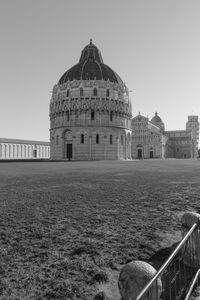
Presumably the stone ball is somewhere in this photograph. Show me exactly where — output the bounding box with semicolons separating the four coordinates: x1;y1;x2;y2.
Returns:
181;212;200;231
118;260;162;300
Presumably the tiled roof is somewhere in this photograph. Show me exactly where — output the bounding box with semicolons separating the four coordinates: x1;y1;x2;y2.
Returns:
0;138;50;145
58;41;124;86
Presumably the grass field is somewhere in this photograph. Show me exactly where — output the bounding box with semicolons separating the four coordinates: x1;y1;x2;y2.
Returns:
0;159;200;299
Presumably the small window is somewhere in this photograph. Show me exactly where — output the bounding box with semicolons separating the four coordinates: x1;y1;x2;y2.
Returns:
67;90;69;97
80;88;83;96
110;135;113;144
93;88;97;96
56;135;59;145
121;135;123;145
106;89;110;97
91;110;95;120
177;148;179;153
110;111;113;121
66;111;69;121
81;134;84;144
96;134;99;144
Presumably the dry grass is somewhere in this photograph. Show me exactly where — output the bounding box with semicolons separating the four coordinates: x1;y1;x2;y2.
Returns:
0;159;200;299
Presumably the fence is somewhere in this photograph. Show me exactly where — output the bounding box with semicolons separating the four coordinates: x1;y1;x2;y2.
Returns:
184;268;200;300
136;223;200;300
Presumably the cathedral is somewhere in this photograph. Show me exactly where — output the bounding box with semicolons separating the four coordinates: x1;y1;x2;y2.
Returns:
132;113;199;159
49;41;199;160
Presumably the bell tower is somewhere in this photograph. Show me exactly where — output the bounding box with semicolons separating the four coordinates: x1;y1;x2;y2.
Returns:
186;115;199;158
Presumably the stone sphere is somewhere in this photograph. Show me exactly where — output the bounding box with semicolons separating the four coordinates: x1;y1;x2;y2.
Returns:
118;260;162;300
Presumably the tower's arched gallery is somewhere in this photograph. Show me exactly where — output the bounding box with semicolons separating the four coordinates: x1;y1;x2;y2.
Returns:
49;41;199;160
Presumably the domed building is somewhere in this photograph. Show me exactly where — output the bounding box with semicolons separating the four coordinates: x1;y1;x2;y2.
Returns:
131;112;199;159
150;112;165;131
49;40;132;160
131;112;167;159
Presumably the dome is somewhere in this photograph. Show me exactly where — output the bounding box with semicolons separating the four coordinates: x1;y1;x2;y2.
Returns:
150;112;165;131
150;112;163;124
58;39;123;86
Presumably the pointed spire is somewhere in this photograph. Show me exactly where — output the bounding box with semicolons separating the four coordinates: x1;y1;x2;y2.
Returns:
90;38;92;45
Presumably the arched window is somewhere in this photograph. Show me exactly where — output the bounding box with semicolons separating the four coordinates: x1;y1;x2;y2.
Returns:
81;134;84;144
80;88;83;96
121;136;123;145
67;90;70;97
33;147;37;158
93;88;97;96
106;89;110;97
110;135;113;145
96;134;99;144
56;136;59;145
91;110;95;120
66;111;70;121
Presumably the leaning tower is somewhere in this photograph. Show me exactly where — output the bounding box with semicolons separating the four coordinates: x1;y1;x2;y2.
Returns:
186;115;199;158
49;40;132;160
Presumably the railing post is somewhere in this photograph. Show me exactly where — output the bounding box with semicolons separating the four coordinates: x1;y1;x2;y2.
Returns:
118;260;162;300
181;212;200;268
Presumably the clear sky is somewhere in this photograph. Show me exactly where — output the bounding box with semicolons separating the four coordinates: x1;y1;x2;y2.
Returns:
0;0;200;142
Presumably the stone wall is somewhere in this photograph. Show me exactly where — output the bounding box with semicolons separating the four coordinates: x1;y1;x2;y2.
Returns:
0;139;50;159
50;79;132;160
50;126;132;160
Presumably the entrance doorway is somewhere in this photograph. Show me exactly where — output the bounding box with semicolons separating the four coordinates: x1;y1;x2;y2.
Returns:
150;151;153;158
66;143;73;160
137;149;142;159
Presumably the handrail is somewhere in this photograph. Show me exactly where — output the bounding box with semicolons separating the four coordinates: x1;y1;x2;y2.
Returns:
184;268;200;300
136;223;197;300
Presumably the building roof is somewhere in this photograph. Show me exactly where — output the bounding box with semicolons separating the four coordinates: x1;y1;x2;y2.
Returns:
150;112;163;124
0;138;50;145
58;40;124;86
132;113;148;122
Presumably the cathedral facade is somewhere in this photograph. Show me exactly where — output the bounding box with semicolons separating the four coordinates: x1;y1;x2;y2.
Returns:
132;113;199;159
50;41;199;160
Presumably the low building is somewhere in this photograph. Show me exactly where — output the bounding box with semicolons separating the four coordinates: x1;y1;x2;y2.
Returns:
164;131;192;159
0;138;50;159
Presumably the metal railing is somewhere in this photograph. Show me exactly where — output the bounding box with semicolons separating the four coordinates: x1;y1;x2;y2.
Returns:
136;223;199;300
184;268;200;300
